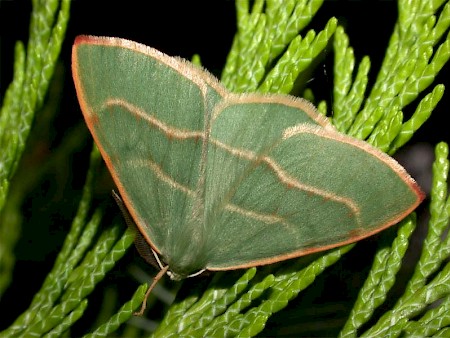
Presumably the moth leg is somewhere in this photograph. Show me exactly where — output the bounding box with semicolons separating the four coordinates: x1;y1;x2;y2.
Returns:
151;248;166;270
134;265;170;316
187;269;207;278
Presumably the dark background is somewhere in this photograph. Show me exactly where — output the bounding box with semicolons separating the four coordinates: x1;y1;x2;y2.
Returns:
0;0;448;336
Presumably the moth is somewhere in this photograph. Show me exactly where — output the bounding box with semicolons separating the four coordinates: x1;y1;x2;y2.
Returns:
72;36;424;314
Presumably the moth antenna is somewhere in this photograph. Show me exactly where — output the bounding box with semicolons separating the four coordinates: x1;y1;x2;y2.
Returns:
112;190;161;268
112;190;135;230
134;265;170;316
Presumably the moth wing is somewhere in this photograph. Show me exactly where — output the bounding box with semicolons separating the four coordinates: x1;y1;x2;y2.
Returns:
203;98;424;270
72;36;224;256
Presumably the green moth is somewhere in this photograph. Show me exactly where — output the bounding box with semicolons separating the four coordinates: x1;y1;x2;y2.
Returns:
72;36;424;311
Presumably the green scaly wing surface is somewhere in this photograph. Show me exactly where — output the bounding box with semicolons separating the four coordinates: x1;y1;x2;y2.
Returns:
72;36;424;279
204;102;423;269
72;36;223;270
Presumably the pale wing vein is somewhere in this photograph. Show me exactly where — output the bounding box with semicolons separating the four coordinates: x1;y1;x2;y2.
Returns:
103;98;204;139
224;204;288;225
129;158;195;197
